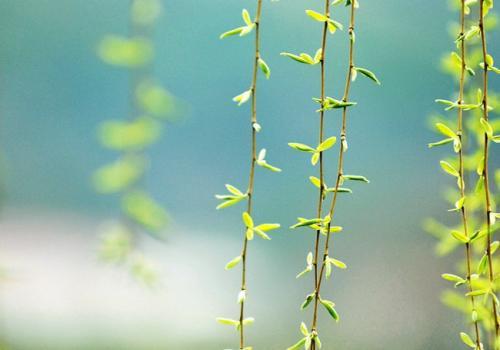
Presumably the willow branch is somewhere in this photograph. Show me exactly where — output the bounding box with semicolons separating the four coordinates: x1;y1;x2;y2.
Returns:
310;1;330;348
313;1;356;336
238;0;263;348
457;0;482;346
479;0;500;343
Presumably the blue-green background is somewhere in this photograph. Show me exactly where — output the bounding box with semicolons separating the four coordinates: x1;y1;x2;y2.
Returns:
0;0;499;349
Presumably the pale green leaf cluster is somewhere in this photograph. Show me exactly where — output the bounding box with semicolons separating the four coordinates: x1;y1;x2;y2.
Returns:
94;0;175;284
426;0;500;347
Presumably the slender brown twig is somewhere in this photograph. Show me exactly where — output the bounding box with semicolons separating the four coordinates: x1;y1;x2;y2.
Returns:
312;3;354;345
479;0;500;344
456;0;482;346
310;1;330;349
238;0;263;348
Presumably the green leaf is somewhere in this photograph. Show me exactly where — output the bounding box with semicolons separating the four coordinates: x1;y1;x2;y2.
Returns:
428;138;454;148
98;35;153;67
301;293;315;310
327;19;343;33
441;273;466;283
225;255;242;270
329;226;343;233
255;223;280;232
288;142;316;153
280;52;316;65
435;123;457;139
220;26;245;39
216;317;240;326
122;191;168;233
305;9;328;22
93;156;145;194
327;187;352;193
317;136;337;152
480;118;493;138
311;152;320;166
440;161;460;177
328;258;347;269
258;58;271;79
465;289;489;297
257;160;282;172
242;212;254;228
242;317;255;325
99;118;161;151
309;176;323;189
320;299;339;321
342;174;370;183
246;228;254;240
226;184;244;196
451;230;469;244
300;322;309;336
354;67;381;85
296;266;312;279
216;197;244;210
315;97;357;110
253;228;270;240
136;81;177;118
287;337;307;350
290;218;323;229
460;332;476;348
233;89;252;106
242;9;252;26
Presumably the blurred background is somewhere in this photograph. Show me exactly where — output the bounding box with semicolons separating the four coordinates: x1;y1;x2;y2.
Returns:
0;0;499;349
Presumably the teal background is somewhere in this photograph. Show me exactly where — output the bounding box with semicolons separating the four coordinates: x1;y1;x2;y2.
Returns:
0;0;499;349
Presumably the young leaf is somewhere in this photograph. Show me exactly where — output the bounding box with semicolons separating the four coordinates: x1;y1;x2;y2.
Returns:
317;136;337;152
354;67;381;85
451;230;469;244
258;58;271;79
233;89;252;106
220;27;245;39
281;52;315;65
242;9;252;26
225;255;242;270
242;212;254;228
435;123;457;139
329;258;347;269
342;174;370;183
301;293;315;310
287;337;307;350
440;161;460;178
320;299;339;321
216;317;240;327
460;332;476;348
288;143;316;153
305;9;328;22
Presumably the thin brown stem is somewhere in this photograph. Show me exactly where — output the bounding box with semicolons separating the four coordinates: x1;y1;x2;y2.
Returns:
457;1;482;346
310;2;330;349
313;1;355;338
238;1;263;348
479;0;500;344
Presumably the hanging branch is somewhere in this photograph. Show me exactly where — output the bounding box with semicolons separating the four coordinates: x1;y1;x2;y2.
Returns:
216;2;281;349
478;0;500;345
93;0;176;285
432;0;483;347
285;1;377;349
313;1;378;349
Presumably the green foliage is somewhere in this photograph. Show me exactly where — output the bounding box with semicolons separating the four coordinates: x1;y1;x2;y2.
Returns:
215;2;281;349
93;0;177;285
426;0;500;347
285;1;377;349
